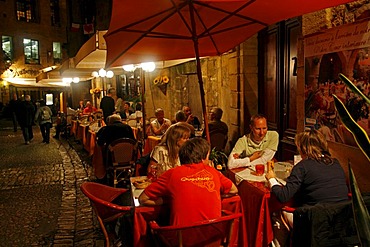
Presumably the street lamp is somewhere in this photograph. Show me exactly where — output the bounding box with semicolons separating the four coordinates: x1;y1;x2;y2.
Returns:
92;68;115;96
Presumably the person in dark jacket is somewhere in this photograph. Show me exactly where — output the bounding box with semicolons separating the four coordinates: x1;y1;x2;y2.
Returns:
17;95;35;144
265;129;348;229
9;93;20;132
100;87;116;123
97;114;135;149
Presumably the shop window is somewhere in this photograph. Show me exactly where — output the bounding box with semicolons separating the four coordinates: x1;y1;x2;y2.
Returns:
2;36;13;61
50;0;60;26
53;42;61;64
23;38;39;64
16;0;37;23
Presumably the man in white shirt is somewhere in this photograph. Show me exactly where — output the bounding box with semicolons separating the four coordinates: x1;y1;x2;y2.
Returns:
149;108;171;136
227;114;279;169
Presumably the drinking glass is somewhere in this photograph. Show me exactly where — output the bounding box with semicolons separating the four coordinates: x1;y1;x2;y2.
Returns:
255;164;265;176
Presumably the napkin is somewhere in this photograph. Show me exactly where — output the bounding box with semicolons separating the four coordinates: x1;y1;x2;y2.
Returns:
235;168;266;185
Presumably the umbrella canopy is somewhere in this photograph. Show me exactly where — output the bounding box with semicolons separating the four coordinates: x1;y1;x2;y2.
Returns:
105;0;355;141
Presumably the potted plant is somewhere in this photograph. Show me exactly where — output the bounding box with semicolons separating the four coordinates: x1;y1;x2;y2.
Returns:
333;73;370;246
209;147;228;172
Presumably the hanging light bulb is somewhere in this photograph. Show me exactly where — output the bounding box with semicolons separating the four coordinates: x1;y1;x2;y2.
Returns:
98;68;107;77
72;77;80;83
106;70;114;78
91;71;99;77
141;62;156;72
122;64;135;72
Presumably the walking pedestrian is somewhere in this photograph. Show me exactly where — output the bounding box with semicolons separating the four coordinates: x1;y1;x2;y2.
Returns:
18;95;35;144
35;100;53;144
9;93;20;132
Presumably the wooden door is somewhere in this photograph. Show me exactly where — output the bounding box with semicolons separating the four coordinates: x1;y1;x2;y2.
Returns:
258;19;300;161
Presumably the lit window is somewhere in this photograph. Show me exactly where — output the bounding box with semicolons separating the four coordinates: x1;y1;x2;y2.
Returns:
2;36;13;61
53;42;62;64
23;38;39;64
16;0;37;22
50;0;60;26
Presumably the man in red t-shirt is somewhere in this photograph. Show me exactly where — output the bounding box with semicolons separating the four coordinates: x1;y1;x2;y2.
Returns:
139;138;238;226
83;101;97;115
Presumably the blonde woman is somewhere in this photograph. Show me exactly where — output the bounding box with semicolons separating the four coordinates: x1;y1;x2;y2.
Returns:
148;124;191;176
265;129;348;229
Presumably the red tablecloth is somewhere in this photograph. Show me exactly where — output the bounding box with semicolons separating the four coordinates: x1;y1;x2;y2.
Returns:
227;168;288;247
132;195;247;247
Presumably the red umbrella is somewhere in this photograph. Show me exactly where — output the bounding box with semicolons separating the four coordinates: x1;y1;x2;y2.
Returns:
104;0;354;142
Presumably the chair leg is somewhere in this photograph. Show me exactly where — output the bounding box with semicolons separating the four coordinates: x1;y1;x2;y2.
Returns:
113;170;117;188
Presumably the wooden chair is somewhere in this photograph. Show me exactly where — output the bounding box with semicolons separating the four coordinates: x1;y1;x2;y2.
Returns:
149;210;242;247
80;182;132;247
106;138;138;187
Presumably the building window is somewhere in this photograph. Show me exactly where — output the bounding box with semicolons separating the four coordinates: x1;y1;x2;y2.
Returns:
2;36;13;61
50;0;60;26
23;38;39;64
16;0;37;22
53;42;62;64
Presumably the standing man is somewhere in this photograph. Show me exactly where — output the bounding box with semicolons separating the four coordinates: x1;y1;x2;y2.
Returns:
227;114;279;169
35;100;53;144
18;95;35;145
183;105;201;129
100;87;116;123
9;93;20;132
139;138;238;225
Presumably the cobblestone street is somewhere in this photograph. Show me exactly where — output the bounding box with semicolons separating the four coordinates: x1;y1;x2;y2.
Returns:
0;118;105;247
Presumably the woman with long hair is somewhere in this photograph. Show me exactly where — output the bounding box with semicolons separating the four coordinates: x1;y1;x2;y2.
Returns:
148;124;191;175
265;129;349;231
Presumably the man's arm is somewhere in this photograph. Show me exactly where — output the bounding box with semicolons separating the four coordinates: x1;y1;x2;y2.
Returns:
150;122;162;135
228;183;238;194
248;149;276;166
138;191;163;206
227;150;266;169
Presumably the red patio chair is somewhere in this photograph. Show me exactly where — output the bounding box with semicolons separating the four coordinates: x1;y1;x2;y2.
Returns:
149;210;242;247
80;182;133;247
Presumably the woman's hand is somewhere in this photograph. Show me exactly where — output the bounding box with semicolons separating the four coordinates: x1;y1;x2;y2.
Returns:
265;169;276;180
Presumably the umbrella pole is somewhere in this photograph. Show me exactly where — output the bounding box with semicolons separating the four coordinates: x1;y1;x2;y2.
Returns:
141;68;147;140
189;2;210;143
195;56;210;143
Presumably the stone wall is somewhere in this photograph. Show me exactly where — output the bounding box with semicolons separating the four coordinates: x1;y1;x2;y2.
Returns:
141;36;258;152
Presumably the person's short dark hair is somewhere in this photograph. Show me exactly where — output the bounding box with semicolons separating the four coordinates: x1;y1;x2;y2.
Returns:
155;108;164;116
108;88;116;94
250;114;267;127
39;99;46;106
175;110;186;122
135;103;142;111
212;107;223;120
124;102;130;107
179;138;210;165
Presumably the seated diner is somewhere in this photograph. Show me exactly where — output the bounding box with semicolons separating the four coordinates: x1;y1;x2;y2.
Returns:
139;137;238;225
228;114;279;169
148;108;171;136
147;124;191;177
265;129;349;237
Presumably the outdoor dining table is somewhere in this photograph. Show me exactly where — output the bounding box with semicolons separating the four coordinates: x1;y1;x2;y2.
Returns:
129;176;247;247
226;162;293;247
70;120;78;137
